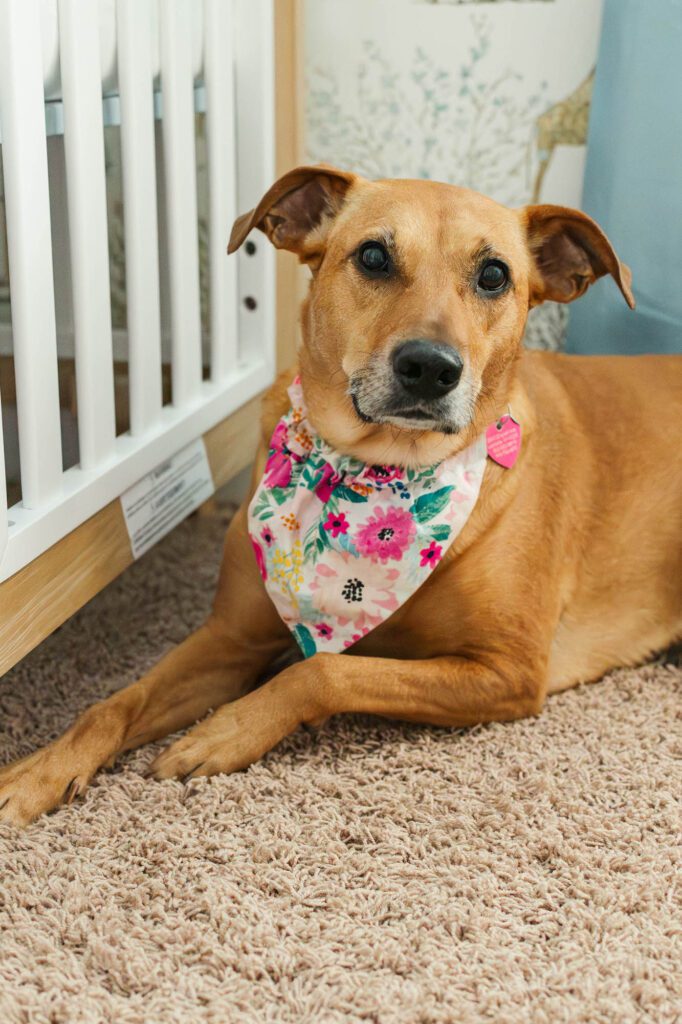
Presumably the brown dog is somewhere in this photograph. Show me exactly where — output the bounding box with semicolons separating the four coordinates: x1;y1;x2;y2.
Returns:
1;167;681;827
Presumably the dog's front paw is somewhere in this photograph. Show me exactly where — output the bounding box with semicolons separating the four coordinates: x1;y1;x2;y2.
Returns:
147;683;302;782
0;747;91;828
147;714;265;781
147;730;224;782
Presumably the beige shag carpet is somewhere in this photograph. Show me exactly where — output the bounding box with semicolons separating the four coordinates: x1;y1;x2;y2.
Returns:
1;504;680;1024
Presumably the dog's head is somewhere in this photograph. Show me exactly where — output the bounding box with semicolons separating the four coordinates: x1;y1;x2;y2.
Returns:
230;166;634;465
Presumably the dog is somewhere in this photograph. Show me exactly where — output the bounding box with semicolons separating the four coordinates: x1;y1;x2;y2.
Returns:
1;166;680;827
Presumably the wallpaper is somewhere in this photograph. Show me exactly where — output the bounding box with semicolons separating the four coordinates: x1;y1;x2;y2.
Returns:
305;0;604;350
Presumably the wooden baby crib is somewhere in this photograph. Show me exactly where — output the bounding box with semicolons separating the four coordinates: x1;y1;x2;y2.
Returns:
0;0;301;675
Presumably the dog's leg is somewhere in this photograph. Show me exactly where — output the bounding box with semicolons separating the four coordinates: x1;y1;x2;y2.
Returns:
149;649;546;781
0;508;291;827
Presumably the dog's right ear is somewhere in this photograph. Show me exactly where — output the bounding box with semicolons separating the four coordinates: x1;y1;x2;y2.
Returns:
228;165;357;258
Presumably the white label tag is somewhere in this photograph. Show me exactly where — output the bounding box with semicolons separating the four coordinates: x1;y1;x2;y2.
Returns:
121;438;214;559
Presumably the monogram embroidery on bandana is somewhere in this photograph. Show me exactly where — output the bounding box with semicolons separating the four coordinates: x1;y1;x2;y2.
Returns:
248;376;489;657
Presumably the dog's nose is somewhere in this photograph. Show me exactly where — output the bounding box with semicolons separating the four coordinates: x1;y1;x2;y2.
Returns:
392;339;463;401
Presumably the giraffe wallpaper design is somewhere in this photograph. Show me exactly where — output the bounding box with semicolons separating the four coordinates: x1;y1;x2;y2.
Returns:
305;0;604;351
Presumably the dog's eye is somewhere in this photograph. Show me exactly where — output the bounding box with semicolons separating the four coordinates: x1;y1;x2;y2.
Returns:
478;259;509;293
358;241;390;276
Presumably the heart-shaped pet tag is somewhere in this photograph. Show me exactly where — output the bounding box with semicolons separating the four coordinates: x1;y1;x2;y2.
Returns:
486;415;521;468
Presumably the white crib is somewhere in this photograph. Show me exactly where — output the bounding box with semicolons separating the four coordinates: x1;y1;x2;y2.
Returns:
0;0;278;669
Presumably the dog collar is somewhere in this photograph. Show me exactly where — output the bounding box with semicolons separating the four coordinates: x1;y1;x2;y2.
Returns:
248;377;516;657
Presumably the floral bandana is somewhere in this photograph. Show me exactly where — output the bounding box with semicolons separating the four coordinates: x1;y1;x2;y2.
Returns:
248;377;489;657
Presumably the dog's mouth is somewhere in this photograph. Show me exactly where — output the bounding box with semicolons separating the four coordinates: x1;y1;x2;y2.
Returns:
350;392;375;424
351;393;459;435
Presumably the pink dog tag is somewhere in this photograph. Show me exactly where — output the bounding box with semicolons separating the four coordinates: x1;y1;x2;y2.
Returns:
486;415;521;468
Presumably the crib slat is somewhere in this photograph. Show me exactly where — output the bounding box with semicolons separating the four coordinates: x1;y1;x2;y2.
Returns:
0;0;63;509
58;0;116;470
233;0;276;374
116;0;163;435
159;0;202;406
204;0;239;381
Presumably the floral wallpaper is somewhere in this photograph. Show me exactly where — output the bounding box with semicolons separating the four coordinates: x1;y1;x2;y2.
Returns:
305;0;604;350
308;28;547;204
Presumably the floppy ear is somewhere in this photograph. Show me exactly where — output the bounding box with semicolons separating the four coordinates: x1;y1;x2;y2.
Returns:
228;164;357;257
523;204;635;309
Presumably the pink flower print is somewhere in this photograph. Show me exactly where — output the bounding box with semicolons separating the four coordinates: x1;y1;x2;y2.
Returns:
264;451;292;489
263;421;302;489
363;464;404;485
354;506;416;563
315;623;334;641
269;420;288;449
310;551;399;626
314;462;343;503
323;511;349;538
420;541;443;568
344;627;371;649
260;525;275;547
251;537;267;580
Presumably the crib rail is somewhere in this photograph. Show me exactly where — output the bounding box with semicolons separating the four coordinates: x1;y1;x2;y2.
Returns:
0;0;274;582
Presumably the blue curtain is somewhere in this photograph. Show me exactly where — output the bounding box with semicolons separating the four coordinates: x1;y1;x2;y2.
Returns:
566;0;682;355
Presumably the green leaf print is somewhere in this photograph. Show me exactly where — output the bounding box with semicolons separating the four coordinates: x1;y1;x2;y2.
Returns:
430;523;452;541
303;532;320;563
405;464;438;485
318;520;334;548
251;492;275;521
271;487;291;507
322;493;340;516
410;486;454;523
293;624;317;659
301;464;320;491
334;484;368;504
303;518;327;563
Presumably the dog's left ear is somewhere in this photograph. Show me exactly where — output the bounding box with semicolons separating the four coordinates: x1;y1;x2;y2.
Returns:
228;164;357;257
523;204;635;309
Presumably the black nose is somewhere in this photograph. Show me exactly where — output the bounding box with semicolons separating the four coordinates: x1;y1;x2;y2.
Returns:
392;339;463;401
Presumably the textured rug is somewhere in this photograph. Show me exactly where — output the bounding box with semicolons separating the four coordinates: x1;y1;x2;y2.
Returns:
0;504;680;1024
